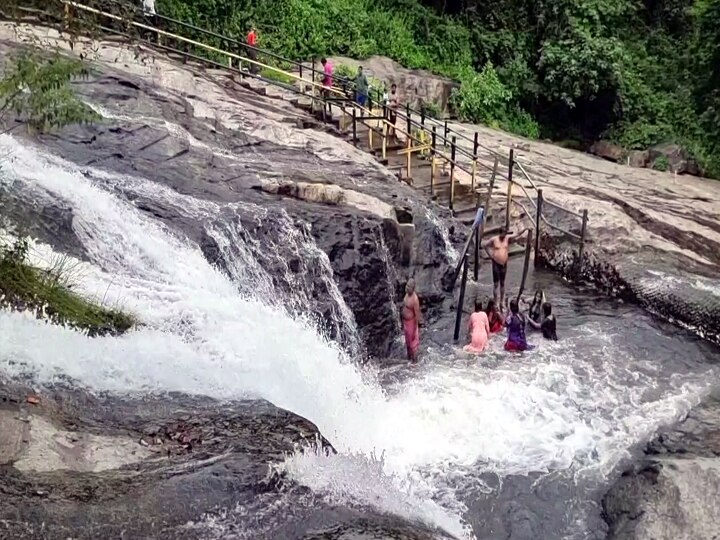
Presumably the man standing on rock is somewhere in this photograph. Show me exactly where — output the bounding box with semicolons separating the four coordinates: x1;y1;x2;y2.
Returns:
402;278;421;364
483;228;530;310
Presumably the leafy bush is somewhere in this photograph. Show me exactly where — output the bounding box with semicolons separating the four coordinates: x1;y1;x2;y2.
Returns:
502;107;540;139
423;100;443;119
652;155;670;171
259;67;296;85
449;63;510;125
449;63;538;138
0;52;99;133
152;0;720;176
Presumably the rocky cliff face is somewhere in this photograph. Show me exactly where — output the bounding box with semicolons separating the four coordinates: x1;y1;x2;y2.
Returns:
0;25;458;358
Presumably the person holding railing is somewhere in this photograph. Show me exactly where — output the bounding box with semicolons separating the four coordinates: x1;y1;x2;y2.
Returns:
483;227;531;311
355;66;369;107
388;83;399;138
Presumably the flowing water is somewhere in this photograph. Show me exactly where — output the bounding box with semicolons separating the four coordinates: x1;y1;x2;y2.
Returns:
1;134;719;539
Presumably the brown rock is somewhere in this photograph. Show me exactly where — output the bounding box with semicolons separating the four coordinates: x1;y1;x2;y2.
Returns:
590;141;625;163
329;55;456;112
628;150;649;168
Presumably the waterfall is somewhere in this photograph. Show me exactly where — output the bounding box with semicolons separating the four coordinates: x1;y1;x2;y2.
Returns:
205;213;362;357
375;225;401;334
1;134;718;540
424;208;459;264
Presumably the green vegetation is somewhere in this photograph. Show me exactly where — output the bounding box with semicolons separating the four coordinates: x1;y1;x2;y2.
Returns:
0;51;99;133
653;155;670;172
259;67;296;85
0;239;135;335
156;0;720;177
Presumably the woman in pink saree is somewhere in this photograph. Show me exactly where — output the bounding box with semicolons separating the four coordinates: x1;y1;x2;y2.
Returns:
463;301;491;354
402;278;421;363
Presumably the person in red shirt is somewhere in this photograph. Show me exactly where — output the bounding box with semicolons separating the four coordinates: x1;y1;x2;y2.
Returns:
486;299;504;334
245;26;258;73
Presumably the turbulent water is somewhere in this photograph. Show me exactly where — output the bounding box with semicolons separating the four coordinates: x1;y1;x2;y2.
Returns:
1;133;719;539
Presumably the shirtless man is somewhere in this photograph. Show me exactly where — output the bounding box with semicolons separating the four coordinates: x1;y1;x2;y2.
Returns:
402;278;421;363
483;228;530;310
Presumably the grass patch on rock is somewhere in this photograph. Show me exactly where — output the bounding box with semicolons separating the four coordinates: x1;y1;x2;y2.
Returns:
259;67;296;85
0;239;135;336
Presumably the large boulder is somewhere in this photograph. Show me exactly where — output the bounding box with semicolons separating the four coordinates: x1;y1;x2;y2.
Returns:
648;142;701;175
590;140;625;163
627;150;649;168
603;395;720;540
329;55;458;113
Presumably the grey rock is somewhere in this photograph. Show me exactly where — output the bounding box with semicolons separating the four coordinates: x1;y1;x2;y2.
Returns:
604;395;720;540
648;142;697;174
329;55;457;112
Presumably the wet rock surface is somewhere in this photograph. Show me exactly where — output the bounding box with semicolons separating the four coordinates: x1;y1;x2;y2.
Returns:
0;379;443;540
603;392;720;540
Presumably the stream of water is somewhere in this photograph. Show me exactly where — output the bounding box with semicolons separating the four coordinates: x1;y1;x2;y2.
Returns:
1;134;719;539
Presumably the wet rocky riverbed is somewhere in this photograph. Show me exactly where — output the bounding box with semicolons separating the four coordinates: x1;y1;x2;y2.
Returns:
1;22;719;540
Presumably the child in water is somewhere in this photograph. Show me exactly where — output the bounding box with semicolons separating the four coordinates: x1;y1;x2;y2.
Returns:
485;299;504;334
528;290;545;324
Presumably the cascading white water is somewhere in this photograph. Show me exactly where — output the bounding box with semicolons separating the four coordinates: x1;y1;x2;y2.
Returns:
1;135;718;539
375;226;401;334
424;208;459;264
205;212;363;356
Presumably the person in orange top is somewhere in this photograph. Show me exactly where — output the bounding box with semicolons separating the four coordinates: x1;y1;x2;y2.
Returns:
485;299;504;334
246;26;258;73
